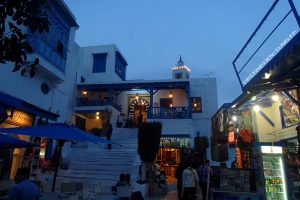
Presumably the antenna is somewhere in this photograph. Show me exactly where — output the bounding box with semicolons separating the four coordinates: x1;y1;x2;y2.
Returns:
202;72;215;78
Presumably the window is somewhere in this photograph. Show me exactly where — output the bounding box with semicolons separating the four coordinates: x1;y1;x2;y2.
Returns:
57;40;63;55
175;73;182;79
80;76;85;83
93;53;107;73
191;97;202;113
115;51;127;80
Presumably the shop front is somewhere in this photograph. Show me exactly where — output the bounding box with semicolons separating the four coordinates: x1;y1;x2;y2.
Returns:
0;91;59;182
155;134;190;177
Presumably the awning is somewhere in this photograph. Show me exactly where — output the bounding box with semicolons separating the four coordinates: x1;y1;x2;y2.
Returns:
0;91;59;121
244;31;300;92
0;133;38;149
0;123;119;144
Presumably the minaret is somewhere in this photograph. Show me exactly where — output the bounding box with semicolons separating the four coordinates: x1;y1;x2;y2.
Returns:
172;55;191;80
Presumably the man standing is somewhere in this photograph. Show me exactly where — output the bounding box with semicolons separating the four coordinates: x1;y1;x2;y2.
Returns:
138;111;143;127
198;160;212;200
106;122;113;150
8;167;40;200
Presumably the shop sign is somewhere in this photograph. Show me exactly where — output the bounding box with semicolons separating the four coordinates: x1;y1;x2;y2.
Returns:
6;110;33;126
242;30;298;85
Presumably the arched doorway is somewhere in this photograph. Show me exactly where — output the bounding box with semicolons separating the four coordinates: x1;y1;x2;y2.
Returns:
128;98;149;126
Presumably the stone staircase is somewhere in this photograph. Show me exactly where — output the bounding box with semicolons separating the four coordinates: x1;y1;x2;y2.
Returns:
57;128;139;193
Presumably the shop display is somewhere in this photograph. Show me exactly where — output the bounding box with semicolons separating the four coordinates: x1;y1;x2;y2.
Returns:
257;146;288;200
280;90;300;128
285;141;300;199
220;168;250;192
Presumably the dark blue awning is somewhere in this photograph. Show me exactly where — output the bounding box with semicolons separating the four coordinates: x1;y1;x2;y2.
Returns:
0;91;59;121
0;133;38;149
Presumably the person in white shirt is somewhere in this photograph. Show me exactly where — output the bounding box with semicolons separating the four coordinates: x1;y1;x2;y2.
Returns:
181;164;199;200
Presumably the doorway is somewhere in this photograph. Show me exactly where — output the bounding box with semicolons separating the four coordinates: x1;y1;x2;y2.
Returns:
134;105;146;125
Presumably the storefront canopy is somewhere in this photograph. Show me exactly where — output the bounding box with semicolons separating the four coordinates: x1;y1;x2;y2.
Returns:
0;123;119;145
0;133;38;149
0;91;59;121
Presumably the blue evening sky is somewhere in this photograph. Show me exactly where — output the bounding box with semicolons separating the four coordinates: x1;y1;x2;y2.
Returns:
64;0;299;107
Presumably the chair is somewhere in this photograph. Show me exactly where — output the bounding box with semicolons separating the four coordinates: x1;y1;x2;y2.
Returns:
117;186;132;199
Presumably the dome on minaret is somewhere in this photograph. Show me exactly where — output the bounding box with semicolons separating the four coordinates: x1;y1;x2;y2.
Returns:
172;55;191;80
177;55;184;66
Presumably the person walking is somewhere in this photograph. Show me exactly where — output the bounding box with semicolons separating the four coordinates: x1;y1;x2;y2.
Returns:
175;163;184;200
198;160;212;200
106;122;113;150
8;167;40;200
181;163;199;200
138;111;143;127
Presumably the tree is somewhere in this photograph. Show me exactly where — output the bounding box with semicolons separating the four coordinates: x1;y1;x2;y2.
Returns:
0;0;50;77
137;122;162;195
138;122;162;162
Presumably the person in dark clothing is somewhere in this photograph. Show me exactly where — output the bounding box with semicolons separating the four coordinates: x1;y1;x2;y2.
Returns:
125;173;131;186
138;112;143;127
175;164;184;200
106;123;113;150
9;167;40;200
198;160;212;200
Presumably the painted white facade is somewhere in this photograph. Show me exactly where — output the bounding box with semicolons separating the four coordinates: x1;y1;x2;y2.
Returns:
0;1;219;163
251;95;297;142
75;44;218;161
78;44;126;83
0;3;79;124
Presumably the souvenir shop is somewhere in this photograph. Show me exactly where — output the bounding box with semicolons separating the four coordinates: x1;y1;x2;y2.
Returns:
0;92;58;182
155;134;190;177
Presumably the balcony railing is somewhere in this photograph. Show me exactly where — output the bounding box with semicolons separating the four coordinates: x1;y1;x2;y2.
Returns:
150;106;191;119
76;98;121;111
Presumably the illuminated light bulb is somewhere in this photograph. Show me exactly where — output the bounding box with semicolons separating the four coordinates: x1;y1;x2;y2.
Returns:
96;112;99;115
82;91;87;95
253;105;260;112
264;72;271;79
194;103;197;107
170;104;173;107
96;116;100;119
251;96;256;101
272;95;279;102
232;116;237;121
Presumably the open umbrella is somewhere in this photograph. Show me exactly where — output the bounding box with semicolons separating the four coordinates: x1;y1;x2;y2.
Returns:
0;123;120;191
0;133;38;149
0;123;118;144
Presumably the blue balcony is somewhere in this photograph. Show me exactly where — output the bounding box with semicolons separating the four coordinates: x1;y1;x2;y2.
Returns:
76;98;121;112
150;106;191;119
27;34;67;72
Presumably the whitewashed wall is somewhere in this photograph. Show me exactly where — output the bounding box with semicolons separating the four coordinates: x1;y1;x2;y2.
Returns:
78;44;126;83
0;27;78;124
253;100;297;142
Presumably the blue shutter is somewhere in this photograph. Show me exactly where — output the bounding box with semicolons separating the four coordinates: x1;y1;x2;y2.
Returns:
93;53;107;73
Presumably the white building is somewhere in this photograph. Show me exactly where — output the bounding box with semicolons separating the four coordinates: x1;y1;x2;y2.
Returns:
0;0;218;184
75;44;218;161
